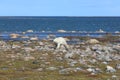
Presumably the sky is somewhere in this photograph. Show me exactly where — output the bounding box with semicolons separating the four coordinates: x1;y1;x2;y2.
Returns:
0;0;120;16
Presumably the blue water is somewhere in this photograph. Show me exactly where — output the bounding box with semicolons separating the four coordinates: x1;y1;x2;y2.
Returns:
0;17;120;40
0;16;120;32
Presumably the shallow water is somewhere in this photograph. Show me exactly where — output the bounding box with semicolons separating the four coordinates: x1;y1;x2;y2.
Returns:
0;32;119;41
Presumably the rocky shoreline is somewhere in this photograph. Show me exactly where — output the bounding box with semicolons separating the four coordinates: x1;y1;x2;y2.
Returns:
0;36;120;80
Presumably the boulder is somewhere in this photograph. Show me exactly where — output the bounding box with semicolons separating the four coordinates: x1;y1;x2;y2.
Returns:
106;65;116;73
24;56;35;61
116;64;120;69
10;33;20;38
57;30;66;33
30;37;38;41
26;30;33;33
86;39;100;44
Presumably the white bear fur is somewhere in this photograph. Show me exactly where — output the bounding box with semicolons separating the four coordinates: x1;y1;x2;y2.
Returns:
53;37;69;50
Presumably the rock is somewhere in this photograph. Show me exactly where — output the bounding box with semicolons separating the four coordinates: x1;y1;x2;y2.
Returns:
112;75;117;79
39;42;45;46
75;67;83;71
64;52;74;59
86;39;99;44
97;54;112;62
113;44;120;53
46;67;58;71
102;62;108;65
96;29;105;33
26;30;33;33
44;62;51;65
59;69;70;75
30;37;38;41
57;30;66;33
87;67;102;74
56;57;63;61
10;33;20;38
1;67;9;70
87;68;95;72
104;56;112;62
0;41;7;46
59;68;76;75
106;65;116;73
116;64;120;69
89;59;97;64
24;56;35;61
91;72;97;76
36;68;43;71
47;34;56;39
32;61;39;64
24;47;34;52
21;36;29;39
69;61;78;67
85;47;91;53
95;50;102;54
95;68;102;73
12;44;21;48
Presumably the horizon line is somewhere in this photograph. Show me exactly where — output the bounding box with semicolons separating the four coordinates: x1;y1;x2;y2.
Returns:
0;16;120;17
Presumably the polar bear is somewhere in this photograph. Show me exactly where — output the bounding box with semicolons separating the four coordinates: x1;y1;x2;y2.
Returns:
53;37;69;50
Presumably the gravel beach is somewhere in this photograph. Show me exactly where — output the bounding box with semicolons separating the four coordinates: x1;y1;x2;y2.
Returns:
0;36;120;80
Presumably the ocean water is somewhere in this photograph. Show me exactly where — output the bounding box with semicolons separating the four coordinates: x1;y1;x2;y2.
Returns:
0;17;120;40
0;16;120;32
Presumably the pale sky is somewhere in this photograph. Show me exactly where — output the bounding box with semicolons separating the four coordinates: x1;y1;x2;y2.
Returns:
0;0;120;16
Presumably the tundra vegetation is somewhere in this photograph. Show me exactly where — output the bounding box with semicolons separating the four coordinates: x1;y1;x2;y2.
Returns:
0;35;120;80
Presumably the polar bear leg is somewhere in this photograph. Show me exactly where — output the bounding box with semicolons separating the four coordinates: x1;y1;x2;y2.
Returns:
64;44;69;50
56;43;61;49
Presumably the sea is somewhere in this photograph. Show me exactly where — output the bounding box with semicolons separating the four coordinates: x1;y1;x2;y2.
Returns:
0;16;120;40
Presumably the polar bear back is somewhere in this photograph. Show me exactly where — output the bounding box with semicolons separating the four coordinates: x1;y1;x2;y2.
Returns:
53;37;67;44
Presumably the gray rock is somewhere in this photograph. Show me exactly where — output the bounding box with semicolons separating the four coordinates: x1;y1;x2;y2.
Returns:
104;56;112;62
69;63;75;67
87;67;102;74
89;59;97;64
112;75;117;79
116;64;120;69
36;68;43;71
106;66;116;73
95;50;102;54
64;52;74;59
59;68;70;75
75;67;83;71
59;68;76;75
46;67;58;71
23;56;35;61
113;44;120;53
102;61;108;65
56;57;63;61
87;68;95;73
68;60;78;67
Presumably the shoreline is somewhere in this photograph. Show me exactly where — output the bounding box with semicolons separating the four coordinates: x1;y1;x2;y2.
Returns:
0;31;119;41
